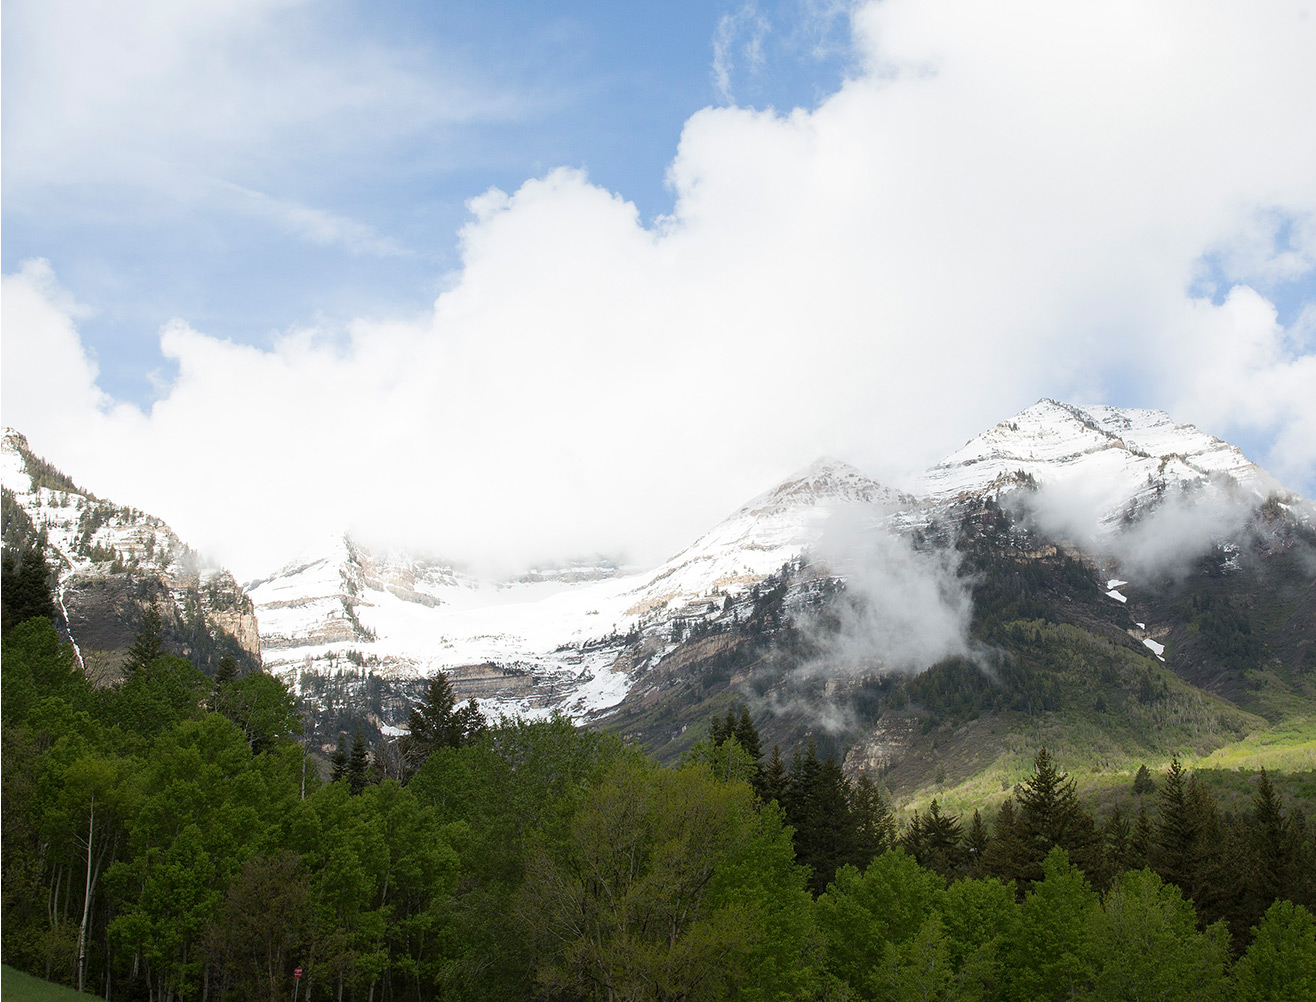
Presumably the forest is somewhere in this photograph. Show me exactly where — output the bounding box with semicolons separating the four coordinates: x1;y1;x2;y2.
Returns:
3;545;1316;1002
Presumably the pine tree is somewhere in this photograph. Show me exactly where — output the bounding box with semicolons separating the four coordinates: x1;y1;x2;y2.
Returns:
734;705;762;762
400;673;484;778
348;730;369;795
214;654;238;688
1011;748;1102;885
756;744;788;805
1133;764;1156;796
850;772;896;864
965;809;990;876
123;605;165;674
1129;803;1153;870
1237;768;1298;931
330;733;349;783
1103;806;1133;872
0;544;57;631
1153;757;1197;890
909;799;966;881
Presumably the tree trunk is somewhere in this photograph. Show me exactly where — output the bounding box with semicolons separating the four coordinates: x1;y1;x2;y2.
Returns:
76;793;95;993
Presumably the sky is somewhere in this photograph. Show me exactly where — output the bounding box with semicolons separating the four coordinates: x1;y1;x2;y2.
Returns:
3;0;1315;581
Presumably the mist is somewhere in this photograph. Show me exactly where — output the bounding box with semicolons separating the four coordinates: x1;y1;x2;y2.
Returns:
1014;479;1262;582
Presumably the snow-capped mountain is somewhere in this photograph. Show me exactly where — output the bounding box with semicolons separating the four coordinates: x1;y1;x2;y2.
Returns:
1;429;260;674
918;398;1302;522
6;400;1309;751
248;456;911;722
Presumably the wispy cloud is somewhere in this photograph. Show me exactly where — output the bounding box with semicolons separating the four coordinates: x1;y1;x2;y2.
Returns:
215;181;409;258
712;3;772;104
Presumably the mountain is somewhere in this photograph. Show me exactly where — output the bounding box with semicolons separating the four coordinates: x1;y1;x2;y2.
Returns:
0;429;260;679
5;401;1313;804
246;457;911;747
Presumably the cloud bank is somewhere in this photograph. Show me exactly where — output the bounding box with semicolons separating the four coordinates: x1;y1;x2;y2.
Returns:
4;0;1316;580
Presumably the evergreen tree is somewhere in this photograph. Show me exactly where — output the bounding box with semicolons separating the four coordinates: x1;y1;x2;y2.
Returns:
1153;757;1197;890
330;733;349;783
0;544;57;631
1133;763;1156;796
1103;806;1133;872
850;772;896;864
348;730;369;794
964;809;990;876
214;654;238;688
904;799;966;881
757;743;788;805
733;705;762;761
400;673;485;778
124;605;165;674
1129;803;1153;870
989;748;1101;889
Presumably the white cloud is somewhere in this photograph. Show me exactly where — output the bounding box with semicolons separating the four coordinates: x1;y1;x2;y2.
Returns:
3;0;1315;581
215;181;410;258
712;4;772;104
2;0;526;242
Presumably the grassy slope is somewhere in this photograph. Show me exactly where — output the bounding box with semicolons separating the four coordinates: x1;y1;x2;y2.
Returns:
1;966;98;1001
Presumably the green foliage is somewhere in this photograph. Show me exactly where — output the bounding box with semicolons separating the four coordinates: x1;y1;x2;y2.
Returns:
1232;900;1316;1002
399;674;485;778
1090;869;1229;1002
1;544;58;633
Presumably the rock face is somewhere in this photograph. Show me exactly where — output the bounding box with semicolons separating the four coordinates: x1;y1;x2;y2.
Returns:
1;429;261;677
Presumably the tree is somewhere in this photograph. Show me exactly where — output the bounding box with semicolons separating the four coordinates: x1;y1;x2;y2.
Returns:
519;757;814;1002
331;734;349;783
1232;900;1316;1002
123;605;165;675
0;543;57;632
1153;756;1197;890
964;810;990;877
1133;763;1156;796
1090;868;1229;1002
348;730;370;795
756;744;788;806
850;772;896;865
986;749;1101;890
1006;848;1100;1000
815;850;944;995
212;671;300;754
399;674;484;778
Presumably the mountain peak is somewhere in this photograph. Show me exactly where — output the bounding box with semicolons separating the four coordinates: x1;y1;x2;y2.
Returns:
917;399;1290;514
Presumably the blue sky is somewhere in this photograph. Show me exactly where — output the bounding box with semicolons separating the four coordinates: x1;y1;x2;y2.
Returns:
3;0;854;404
3;0;1315;575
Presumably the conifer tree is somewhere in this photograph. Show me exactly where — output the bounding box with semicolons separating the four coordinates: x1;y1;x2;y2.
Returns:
214;654;238;688
850;772;896;864
124;605;165;674
756;743;788;805
991;748;1101;889
1103;806;1133;871
1153;757;1197;890
734;705;762;762
348;730;369;795
400;673;485;778
964;809;990;876
330;733;349;783
1133;764;1156;796
0;544;57;631
1129;803;1153;870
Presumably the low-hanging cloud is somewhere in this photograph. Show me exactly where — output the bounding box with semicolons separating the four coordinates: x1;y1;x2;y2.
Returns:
802;505;974;676
3;0;1316;582
1013;479;1263;583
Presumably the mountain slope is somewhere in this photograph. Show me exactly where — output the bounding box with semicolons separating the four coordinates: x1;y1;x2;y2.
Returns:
1;429;260;678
